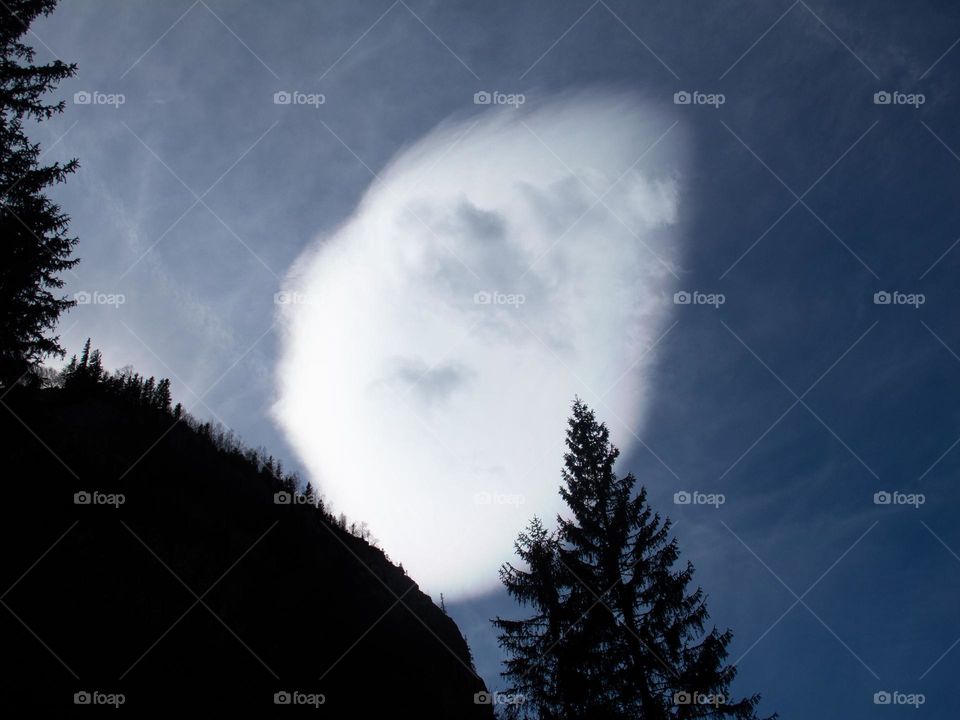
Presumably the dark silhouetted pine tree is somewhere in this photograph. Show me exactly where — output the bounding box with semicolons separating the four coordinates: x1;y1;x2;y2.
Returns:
495;399;774;720
87;348;103;382
154;377;172;410
494;516;567;719
303;480;317;507
0;0;78;384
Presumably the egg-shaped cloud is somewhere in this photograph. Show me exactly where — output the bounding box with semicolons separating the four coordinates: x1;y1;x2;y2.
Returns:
273;91;685;599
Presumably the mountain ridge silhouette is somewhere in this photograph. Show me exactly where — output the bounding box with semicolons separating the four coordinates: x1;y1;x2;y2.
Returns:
0;374;492;716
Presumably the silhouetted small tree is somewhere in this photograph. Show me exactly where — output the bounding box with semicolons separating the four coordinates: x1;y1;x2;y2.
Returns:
142;376;155;405
303;481;317;507
154;378;172;411
87;349;103;383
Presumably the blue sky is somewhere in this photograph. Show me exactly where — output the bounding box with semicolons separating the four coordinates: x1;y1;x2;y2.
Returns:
28;1;960;715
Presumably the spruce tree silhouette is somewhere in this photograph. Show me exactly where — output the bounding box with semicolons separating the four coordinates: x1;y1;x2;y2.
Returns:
0;0;79;385
494;399;776;719
494;516;567;717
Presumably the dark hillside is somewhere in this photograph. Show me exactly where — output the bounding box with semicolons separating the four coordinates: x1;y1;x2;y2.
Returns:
0;374;491;716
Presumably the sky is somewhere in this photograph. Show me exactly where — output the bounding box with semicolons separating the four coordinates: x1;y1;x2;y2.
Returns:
26;0;960;715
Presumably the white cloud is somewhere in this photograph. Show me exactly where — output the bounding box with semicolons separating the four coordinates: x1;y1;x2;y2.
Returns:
273;90;686;599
